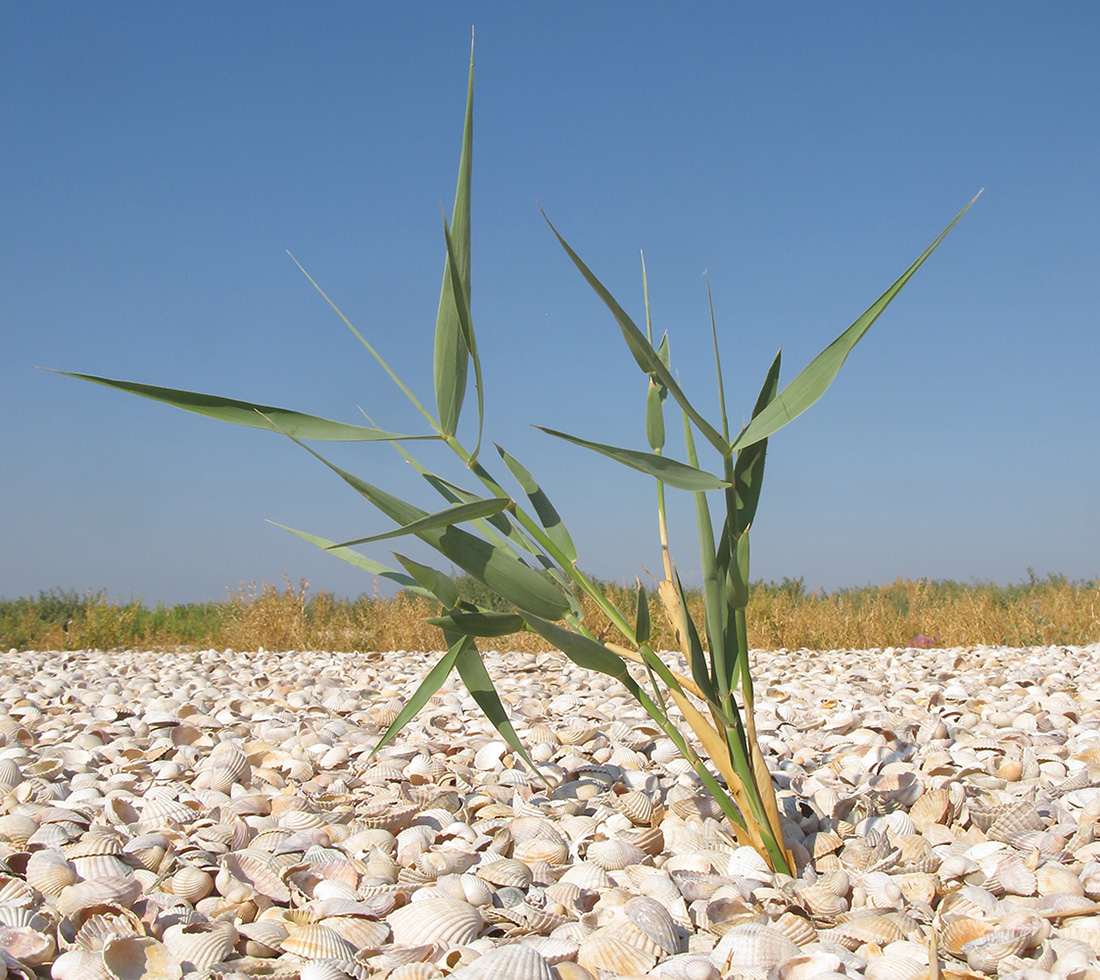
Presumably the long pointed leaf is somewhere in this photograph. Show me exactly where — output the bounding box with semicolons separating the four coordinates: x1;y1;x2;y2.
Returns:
540;210;730;455
731;348;782;536
496;445;577;563
53;371;438;442
268;521;426;594
367;636;467;761
443;214;484;458
434;38;474;435
274;432;570;620
393;553;460;609
535;426;728;491
454;639;542;778
286;253;438;429
326;497;510;549
429;610;525;637
731;192;981;453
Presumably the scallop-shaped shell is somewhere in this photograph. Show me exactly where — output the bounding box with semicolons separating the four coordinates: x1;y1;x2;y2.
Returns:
236;918;290;956
448;941;554;980
796;882;848;917
939;916;994;958
612;895;682;957
320;914;390;950
0;920;55;965
207;739;252;782
358;798;420;834
558;724;597;746
26;847;78;897
513;837;570;867
57;876;142;915
101;934;182;980
162;921;237;971
221;850;291;904
388;896;483;948
1037;862;1085;896
280;922;359;961
586;837;648;871
168;866;214;904
711;922;802;972
985;854;1038;897
577;934;656;977
986;801;1045;841
52;948;113;980
612;787;655;826
475;857;534;889
863;954;926;980
823;913;907;950
909;787;951;829
867;770;923;806
962;924;1033;973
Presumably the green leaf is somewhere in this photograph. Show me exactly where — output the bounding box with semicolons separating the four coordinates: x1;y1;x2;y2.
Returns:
454;640;542;777
535;427;729;491
326;497;510;549
442;213;485;459
635;583;651;646
729;528;751;609
496;445;577;563
276;435;570;620
367;636;467;761
674;570;717;703
53;371;438;442
268;522;427;595
429;610;526;637
645;381;666;452
393;553;460;609
732;348;782;535
522;615;633;678
540;209;730;456
434;38;474;436
731;193;981;453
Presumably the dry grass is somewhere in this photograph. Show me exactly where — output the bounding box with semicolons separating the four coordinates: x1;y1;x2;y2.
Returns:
3;573;1096;652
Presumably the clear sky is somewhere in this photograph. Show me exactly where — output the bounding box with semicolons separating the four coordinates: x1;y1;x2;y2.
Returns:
4;3;1098;606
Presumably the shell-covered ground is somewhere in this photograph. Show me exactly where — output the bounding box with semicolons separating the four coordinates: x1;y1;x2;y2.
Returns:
1;642;1100;980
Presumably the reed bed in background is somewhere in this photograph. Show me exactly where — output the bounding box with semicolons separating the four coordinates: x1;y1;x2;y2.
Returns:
4;572;1096;653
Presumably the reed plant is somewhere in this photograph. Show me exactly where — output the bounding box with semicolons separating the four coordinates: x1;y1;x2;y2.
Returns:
54;43;981;872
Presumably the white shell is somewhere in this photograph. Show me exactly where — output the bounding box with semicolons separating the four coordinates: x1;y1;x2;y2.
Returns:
388;896;484;947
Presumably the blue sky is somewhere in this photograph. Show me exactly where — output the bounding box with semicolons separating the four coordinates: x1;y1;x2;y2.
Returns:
4;3;1098;605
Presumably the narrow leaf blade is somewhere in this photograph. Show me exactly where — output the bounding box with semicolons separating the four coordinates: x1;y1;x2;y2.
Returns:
454;640;542;777
433;41;474;435
536;427;728;491
540;210;730;455
429;610;526;637
393;553;461;609
54;371;437;442
268;522;426;595
326;497;510;548
496;445;577;563
731;193;981;453
367;637;466;760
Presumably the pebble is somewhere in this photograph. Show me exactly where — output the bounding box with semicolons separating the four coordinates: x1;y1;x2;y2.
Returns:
0;642;1099;979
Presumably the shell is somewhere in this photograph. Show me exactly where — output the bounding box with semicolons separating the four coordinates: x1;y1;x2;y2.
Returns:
26;848;78;897
387;896;484;947
51;948;113;980
101;935;182;980
577;934;657;976
162;921;237;971
448;942;554;979
57;876;142;915
711;922;802;972
280;922;358;960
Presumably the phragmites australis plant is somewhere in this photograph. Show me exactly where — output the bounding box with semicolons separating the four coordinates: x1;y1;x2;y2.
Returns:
57;43;978;873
